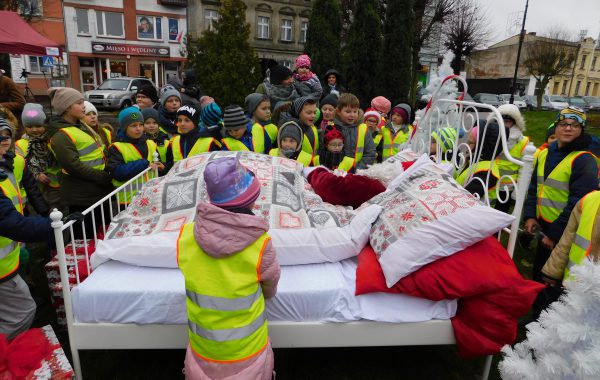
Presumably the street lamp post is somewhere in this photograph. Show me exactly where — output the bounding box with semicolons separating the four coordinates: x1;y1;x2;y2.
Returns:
509;0;529;104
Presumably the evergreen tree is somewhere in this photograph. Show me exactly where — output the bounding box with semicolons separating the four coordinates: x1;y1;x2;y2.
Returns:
343;0;383;108
186;0;261;106
380;0;415;104
305;0;342;77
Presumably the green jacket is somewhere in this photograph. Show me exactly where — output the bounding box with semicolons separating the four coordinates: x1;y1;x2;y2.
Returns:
48;116;113;206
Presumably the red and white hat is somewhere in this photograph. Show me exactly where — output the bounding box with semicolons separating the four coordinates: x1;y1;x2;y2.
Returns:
363;108;381;125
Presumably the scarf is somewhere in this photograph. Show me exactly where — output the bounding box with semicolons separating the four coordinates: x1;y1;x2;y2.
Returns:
264;81;299;103
294;71;315;82
319;150;343;171
26;133;56;176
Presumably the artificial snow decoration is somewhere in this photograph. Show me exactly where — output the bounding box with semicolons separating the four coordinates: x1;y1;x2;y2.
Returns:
499;259;600;380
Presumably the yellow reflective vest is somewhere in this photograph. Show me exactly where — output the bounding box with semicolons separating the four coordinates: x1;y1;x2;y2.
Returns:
564;190;600;281
171;135;219;162
15;139;28;157
337;123;368;172
256;122;277;146
222;126;266;153
177;223;270;362
381;124;413;160
0;172;23;279
53;127;106;175
456;160;500;201
111;140;158;204
536;150;591;223
12;154;27;207
269;148;313;166
496;136;530;186
301;125;319;161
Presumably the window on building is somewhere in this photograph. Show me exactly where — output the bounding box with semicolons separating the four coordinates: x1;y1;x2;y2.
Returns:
592;56;597;71
575;80;581;95
19;0;41;16
585;82;591;96
204;9;218;31
580;55;587;69
281;60;292;69
281;19;293;42
168;18;179;41
75;8;90;35
257;16;270;39
300;21;308;43
562;80;568;94
137;16;162;40
96;11;124;38
28;56;51;74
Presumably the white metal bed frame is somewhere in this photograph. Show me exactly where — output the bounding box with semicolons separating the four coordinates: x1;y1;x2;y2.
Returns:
51;84;536;380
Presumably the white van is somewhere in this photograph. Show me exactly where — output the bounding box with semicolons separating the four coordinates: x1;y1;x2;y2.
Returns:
543;95;570;111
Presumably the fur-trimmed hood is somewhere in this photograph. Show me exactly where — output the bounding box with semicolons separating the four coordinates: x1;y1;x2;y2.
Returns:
497;104;525;132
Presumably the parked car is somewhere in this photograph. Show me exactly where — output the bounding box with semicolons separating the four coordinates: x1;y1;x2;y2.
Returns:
498;94;527;110
524;95;552;111
582;96;600;111
84;77;156;110
568;96;591;112
473;93;503;107
543;95;570;111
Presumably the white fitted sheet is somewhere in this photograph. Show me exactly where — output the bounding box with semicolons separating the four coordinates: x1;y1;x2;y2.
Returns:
72;259;456;324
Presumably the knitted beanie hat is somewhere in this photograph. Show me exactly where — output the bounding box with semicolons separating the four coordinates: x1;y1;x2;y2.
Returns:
320;93;338;108
136;84;159;104
245;93;269;115
201;102;223;130
295;54;311;69
557;106;587;127
363;108;381;125
292;96;313;118
269;65;293;86
391;106;408;123
223;105;249;130
176;104;201;127
324;125;344;146
83;101;98;115
0;117;13;138
22;103;46;127
371;96;391;115
278;120;303;148
141;108;160;123
118;106;144;131
204;157;261;210
159;88;181;106
47;87;84;116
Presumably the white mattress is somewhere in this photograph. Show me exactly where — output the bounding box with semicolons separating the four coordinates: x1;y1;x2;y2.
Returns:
72;259;457;324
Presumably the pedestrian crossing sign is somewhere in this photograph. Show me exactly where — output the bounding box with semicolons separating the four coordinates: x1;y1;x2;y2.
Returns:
42;56;55;67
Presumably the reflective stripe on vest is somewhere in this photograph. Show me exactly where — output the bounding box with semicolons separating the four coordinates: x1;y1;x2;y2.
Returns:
156;140;169;163
373;133;382;146
259;122;278;145
564;191;600;280
177;223;269;362
111;140;157;204
381;125;413;160
269;149;312;166
171;135;218;162
338;123;368;172
536;149;590;223
222;126;265;153
431;128;458;153
0;175;23;279
13;154;27;207
57;127;106;173
496;136;529;185
15;139;28;157
104;128;113;145
456;160;500;200
301;125;319;161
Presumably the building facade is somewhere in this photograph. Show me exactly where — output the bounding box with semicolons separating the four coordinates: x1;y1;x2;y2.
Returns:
466;33;600;97
187;0;312;68
63;0;187;92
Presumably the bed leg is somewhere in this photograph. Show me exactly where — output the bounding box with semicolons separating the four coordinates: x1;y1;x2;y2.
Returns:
481;354;492;380
71;348;83;380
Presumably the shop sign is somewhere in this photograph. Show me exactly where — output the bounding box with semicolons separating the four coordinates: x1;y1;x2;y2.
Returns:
91;42;170;57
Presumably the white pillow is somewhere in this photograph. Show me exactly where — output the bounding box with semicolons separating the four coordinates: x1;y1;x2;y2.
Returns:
368;155;515;287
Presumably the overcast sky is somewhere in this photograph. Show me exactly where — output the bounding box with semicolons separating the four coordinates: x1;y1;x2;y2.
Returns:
476;0;600;46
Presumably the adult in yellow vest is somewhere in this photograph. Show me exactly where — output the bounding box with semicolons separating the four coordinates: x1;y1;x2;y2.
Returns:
380;103;413;161
524;107;599;286
108;107;163;205
269;120;313;166
246;93;278;146
179;157;279;379
221;105;271;154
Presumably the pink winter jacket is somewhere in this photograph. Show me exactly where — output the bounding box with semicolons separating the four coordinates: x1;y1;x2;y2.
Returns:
184;202;280;380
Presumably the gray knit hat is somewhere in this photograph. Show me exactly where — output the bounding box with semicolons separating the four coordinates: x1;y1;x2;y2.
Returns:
278;120;303;150
292;96;315;118
22;103;46;127
223;105;249;130
142;108;160;123
0;117;13;138
47;87;84;116
245;93;269;115
159;88;181;106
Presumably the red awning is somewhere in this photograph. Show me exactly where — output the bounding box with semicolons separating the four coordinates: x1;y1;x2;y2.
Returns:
0;11;61;56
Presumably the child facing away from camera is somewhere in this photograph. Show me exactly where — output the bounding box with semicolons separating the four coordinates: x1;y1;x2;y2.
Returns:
178;156;280;380
221;105;271;154
82;101;114;149
108;107;164;205
142;108;170;163
245;93;278;146
269;120;313;166
371;96;391;129
330;93;376;171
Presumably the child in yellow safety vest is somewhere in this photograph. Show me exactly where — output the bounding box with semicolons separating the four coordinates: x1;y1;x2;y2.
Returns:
289;97;319;161
142;108;170;163
315;124;346;171
380;103;413;161
107;107;164;204
221;105;271;153
245;93;278;146
16;103;45;157
269;120;312;166
363;108;383;162
178;156;280;380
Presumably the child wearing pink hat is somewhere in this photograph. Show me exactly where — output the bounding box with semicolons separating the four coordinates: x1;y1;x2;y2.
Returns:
370;96;391;129
293;54;323;99
178;156;280;380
